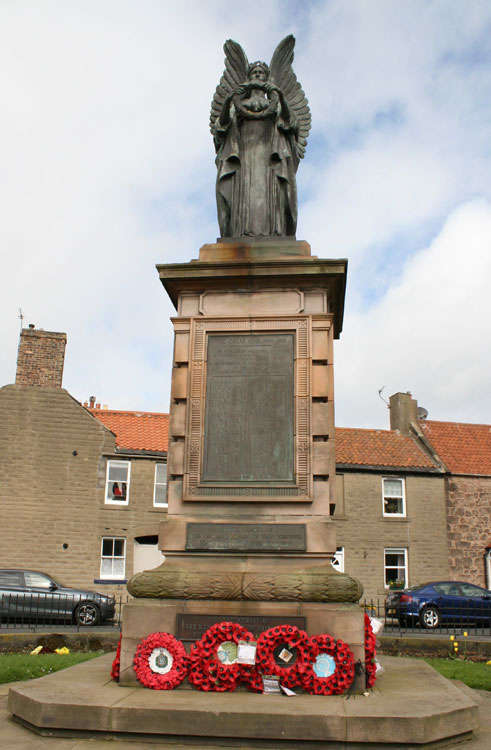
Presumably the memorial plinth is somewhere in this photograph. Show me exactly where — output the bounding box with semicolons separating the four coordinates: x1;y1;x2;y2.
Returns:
120;238;364;688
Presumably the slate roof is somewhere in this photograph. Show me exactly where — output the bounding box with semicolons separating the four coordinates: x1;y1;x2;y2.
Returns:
419;420;491;476
88;408;169;453
335;427;437;470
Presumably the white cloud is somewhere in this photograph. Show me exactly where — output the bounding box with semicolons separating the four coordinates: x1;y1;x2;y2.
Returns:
1;1;491;427
335;199;491;427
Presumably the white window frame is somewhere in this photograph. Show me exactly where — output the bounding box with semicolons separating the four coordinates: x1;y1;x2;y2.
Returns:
153;463;168;507
382;477;406;517
100;537;126;580
384;548;408;589
331;546;344;573
105;460;131;505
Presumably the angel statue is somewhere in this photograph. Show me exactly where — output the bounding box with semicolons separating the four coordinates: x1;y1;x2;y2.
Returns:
210;35;311;238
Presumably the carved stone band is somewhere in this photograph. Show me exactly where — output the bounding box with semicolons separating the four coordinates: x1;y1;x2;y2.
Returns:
127;564;363;603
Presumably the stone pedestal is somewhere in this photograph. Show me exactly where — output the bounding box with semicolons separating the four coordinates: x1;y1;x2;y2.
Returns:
121;238;362;689
158;239;347;517
120;599;364;687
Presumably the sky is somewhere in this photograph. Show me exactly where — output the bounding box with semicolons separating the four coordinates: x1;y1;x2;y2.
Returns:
1;0;491;429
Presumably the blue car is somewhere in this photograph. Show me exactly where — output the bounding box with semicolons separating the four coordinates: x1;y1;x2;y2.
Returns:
385;581;491;629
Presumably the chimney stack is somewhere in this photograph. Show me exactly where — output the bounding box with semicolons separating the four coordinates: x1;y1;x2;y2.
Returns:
15;327;67;388
389;392;419;436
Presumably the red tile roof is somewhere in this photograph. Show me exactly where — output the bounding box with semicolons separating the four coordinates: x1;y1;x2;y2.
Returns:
335;427;437;469
420;420;491;475
87;406;491;475
88;409;169;452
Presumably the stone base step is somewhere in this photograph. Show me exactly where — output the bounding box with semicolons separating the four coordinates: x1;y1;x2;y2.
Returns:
7;653;478;748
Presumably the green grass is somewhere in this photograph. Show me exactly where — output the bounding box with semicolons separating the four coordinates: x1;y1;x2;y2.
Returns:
0;651;104;684
423;657;491;691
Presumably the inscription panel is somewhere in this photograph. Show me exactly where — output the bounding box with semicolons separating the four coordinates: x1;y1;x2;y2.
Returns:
202;334;294;482
177;614;306;641
184;317;313;502
186;523;307;552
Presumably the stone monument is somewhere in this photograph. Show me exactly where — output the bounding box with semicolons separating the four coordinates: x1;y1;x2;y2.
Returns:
119;35;364;686
8;36;480;748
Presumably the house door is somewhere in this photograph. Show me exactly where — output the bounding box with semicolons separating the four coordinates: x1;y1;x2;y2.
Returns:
486;549;491;590
133;536;164;574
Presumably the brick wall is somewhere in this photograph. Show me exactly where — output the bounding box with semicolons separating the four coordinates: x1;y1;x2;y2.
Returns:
446;475;491;587
15;328;67;387
334;471;449;602
0;385;167;601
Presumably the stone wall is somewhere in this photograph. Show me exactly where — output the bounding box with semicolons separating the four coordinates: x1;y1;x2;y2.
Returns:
334;471;449;602
446;475;491;587
0;385;165;600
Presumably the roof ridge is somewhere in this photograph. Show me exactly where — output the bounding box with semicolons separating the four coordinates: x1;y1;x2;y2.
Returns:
423;419;491;429
87;408;169;417
336;426;395;435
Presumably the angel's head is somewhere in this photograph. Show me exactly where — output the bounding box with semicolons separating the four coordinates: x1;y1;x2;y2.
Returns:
248;61;269;82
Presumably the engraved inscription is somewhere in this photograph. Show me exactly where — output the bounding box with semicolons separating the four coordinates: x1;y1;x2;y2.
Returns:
186;523;306;552
202;334;294;482
177;614;306;641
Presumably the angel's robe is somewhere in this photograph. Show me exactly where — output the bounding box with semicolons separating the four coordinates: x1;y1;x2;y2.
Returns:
213;103;298;238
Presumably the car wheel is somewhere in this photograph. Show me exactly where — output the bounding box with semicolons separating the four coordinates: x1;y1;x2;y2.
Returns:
420;606;440;629
75;602;100;626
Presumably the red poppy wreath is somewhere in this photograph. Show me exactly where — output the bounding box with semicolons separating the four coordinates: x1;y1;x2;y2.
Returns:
302;634;355;695
253;624;312;690
364;614;377;688
133;632;189;690
110;633;122;682
188;621;254;692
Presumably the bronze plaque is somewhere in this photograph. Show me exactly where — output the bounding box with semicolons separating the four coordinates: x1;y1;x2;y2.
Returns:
202;334;294;482
186;523;306;552
177;614;306;641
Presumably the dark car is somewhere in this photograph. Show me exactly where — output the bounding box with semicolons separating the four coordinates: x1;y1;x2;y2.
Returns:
385;581;491;629
0;569;115;626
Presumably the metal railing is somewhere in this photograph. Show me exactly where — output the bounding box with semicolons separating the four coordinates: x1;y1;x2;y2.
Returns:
1;593;489;637
0;592;126;632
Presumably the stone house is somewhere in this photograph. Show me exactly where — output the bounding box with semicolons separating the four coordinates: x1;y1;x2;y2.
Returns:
390;392;491;591
333;422;449;602
0;327;168;600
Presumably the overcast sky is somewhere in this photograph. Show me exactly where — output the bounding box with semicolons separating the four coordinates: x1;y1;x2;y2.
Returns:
1;0;491;429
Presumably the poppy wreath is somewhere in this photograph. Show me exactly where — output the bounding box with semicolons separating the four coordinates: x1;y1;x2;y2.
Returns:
133;632;189;690
302;634;355;695
187;621;255;692
110;633;122;682
253;625;312;690
364;614;377;688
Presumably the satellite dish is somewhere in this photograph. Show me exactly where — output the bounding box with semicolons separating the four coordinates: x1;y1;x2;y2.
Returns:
417;406;428;420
